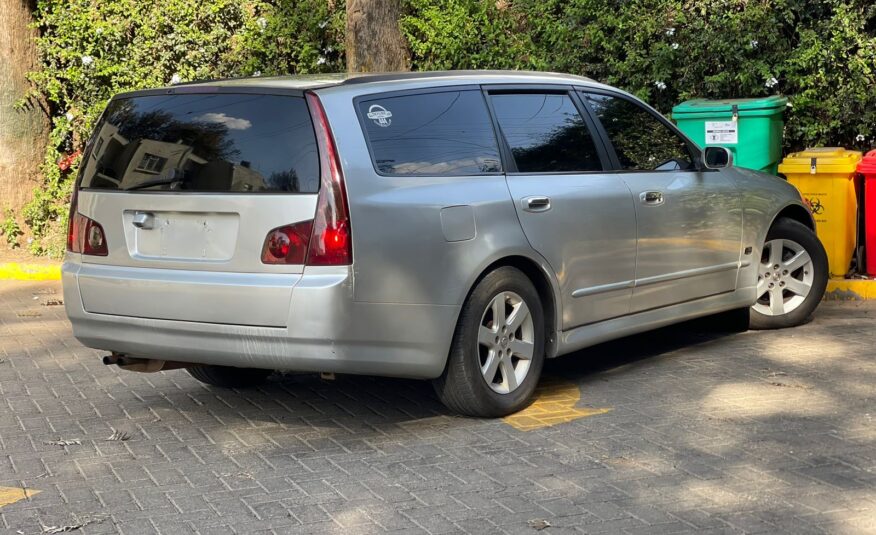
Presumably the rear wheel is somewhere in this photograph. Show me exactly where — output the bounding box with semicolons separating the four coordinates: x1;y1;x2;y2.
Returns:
749;218;828;330
433;266;545;417
187;365;271;388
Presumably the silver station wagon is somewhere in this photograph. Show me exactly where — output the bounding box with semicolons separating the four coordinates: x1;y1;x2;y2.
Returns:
63;71;828;416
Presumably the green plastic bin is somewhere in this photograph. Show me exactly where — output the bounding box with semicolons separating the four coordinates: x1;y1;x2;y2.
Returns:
672;96;787;175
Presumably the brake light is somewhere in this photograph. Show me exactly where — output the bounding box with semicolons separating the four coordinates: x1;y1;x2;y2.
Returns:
261;220;312;264
67;212;108;256
259;93;351;266
305;91;352;266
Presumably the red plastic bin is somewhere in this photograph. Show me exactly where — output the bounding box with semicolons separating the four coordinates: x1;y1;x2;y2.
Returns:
860;150;876;275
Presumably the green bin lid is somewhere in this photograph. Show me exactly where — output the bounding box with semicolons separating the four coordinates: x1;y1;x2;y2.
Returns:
672;96;788;115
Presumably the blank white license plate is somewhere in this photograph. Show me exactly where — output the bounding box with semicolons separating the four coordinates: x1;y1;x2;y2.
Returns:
129;211;240;261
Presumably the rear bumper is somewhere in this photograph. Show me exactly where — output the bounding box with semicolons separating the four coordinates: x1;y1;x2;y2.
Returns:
62;262;458;379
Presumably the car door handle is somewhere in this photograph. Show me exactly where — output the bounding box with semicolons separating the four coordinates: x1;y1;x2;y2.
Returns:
132;212;155;230
522;196;551;212
640;191;665;206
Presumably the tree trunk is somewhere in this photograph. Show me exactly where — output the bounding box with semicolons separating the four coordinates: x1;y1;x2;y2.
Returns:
346;0;410;73
0;0;48;214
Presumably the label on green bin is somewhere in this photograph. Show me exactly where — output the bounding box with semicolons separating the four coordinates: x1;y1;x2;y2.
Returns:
705;121;738;144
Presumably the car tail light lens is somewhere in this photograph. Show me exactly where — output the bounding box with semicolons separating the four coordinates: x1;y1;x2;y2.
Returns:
305;91;352;266
261;220;312;264
66;186;108;256
67;212;108;256
260;93;352;266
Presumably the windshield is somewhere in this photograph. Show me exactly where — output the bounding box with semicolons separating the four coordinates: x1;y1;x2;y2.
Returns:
78;93;319;193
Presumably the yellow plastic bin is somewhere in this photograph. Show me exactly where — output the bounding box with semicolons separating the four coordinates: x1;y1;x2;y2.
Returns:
778;147;862;277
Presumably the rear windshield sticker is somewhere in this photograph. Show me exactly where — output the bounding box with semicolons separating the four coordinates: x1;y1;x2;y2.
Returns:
367;104;393;127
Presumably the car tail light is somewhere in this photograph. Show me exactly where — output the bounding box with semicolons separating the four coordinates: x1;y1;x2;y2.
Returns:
260;93;352;266
261;220;312;264
66;186;108;256
67;212;108;256
305;91;352;266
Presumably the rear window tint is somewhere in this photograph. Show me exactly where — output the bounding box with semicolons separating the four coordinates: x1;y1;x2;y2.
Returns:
79;93;319;193
358;90;502;176
490;92;603;173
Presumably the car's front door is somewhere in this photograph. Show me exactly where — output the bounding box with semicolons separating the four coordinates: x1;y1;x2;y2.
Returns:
486;87;637;329
581;91;743;313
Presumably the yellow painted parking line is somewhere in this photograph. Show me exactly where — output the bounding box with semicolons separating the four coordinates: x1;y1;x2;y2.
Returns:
0;486;40;508
503;377;610;431
825;278;876;300
0;263;61;281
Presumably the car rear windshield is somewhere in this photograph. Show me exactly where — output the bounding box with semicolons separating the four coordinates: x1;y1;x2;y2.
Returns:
79;93;319;193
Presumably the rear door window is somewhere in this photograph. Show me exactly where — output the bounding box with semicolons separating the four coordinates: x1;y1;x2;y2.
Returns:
490;92;604;173
582;92;696;172
358;90;502;176
80;93;319;192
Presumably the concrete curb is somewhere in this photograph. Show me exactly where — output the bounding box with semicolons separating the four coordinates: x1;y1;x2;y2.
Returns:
0;263;62;281
825;278;876;301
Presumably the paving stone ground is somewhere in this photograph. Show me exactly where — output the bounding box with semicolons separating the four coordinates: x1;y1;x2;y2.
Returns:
1;280;874;534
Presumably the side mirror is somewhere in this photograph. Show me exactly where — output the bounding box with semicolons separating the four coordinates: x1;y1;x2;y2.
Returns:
703;146;733;169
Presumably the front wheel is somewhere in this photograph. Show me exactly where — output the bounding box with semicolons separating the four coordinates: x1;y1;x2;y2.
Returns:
433;266;545;417
749;218;828;330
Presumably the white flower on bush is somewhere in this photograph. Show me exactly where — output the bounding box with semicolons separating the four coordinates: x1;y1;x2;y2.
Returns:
750;39;759;48
65;111;74;121
665;27;675;36
80;55;94;67
170;73;181;85
316;56;326;65
857;134;867;142
96;28;103;36
654;81;667;90
765;77;778;88
671;43;679;50
256;17;267;31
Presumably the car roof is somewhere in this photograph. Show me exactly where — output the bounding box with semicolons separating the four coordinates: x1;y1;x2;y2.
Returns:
116;70;603;97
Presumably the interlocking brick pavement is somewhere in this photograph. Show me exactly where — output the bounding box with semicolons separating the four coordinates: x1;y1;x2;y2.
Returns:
1;280;874;534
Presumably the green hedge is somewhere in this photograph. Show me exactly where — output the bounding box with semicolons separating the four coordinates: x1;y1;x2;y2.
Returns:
16;0;876;255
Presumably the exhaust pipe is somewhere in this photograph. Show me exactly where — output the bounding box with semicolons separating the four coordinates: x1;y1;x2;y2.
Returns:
101;353;191;373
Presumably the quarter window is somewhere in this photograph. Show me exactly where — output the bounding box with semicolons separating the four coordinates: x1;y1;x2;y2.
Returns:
583;93;696;171
358;90;502;176
490;92;602;173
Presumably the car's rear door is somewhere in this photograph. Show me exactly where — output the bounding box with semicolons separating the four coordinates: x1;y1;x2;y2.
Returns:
485;86;637;328
580;90;743;313
72;89;321;327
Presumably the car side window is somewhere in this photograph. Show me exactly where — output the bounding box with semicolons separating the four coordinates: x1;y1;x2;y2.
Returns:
490;92;603;173
582;92;696;172
358;90;502;176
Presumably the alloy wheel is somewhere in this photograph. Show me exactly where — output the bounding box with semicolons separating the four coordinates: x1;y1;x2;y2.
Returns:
753;238;815;317
478;291;535;394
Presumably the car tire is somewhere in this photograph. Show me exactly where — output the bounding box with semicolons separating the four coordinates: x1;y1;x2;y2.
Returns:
433;266;545;417
749;218;828;330
187;365;271;388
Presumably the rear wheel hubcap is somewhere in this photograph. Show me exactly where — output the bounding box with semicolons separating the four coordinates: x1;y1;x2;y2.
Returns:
753;238;814;317
478;291;534;394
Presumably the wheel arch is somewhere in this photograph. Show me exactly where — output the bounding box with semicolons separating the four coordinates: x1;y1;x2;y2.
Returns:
771;202;816;231
460;254;561;359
